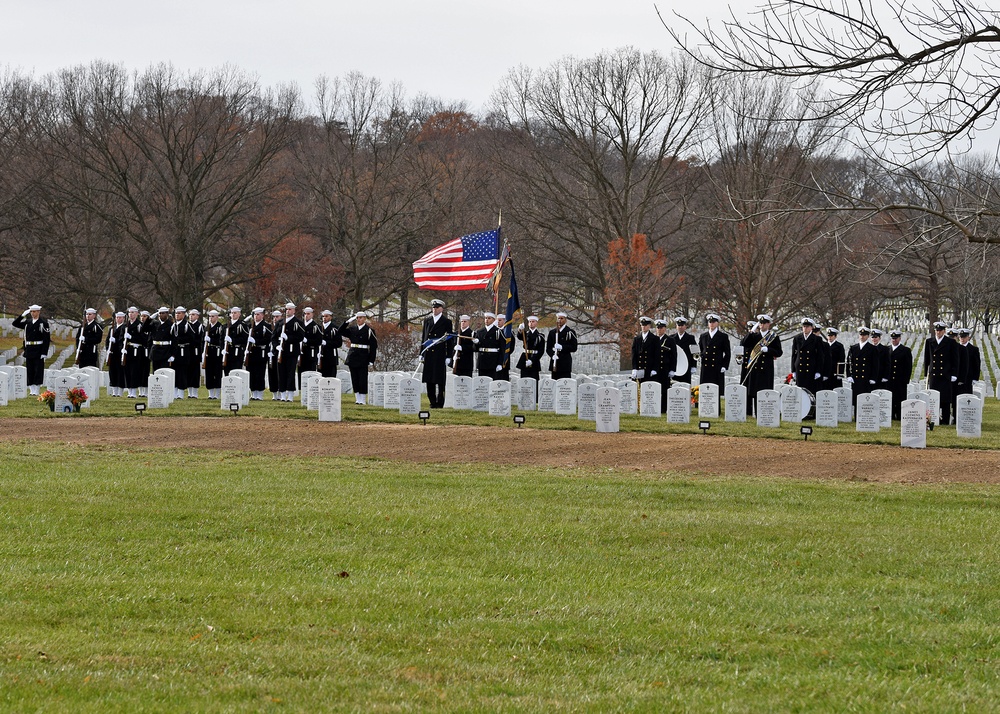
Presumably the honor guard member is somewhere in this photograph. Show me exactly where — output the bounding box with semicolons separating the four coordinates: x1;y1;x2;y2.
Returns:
951;328;969;416
546;312;578;380
341;312;378;404
273;302;305;401
12;304;50;395
204;310;225;399
105;312;127;396
452;314;475;378
791;317;828;397
319;310;343;378
75;308;103;368
474;312;504;378
148;307;175;373
824;327;846;390
743;314;783;416
698;313;731;389
495;314;515;381
958;329;981;395
846;327;881;406
924;321;960;425
299;307;324;376
186;308;205;398
268;310;283;398
420;299;453;408
246;307;273;400
670;316;697;384
223;307;250;375
123;307;145;398
137;310;153;393
516;315;545;387
888;330;913;419
871;329;892;389
655;319;677;413
170;306;196;399
631;316;658;383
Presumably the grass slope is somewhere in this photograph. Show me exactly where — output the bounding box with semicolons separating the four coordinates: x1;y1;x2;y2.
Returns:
1;443;998;711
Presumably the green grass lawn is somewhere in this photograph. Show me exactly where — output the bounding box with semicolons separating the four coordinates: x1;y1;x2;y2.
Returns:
1;443;997;711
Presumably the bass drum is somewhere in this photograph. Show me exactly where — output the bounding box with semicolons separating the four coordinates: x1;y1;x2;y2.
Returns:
674;348;689;378
799;388;816;420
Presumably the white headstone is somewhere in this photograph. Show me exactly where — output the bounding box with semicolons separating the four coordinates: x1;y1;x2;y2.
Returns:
666;386;691;424
516;378;537;411
595;387;621;433
11;365;27;400
618;380;638;415
75;371;96;409
220;375;243;410
724;383;747;422
554;378;577;415
900;399;927;449
147;374;169;409
926;389;941;425
443;372;456;408
756;389;780;428
780;386;802;424
81;367;101;401
452;375;473;410
577;382;598;421
370;372;385;407
0;371;8;406
53;375;78;412
815;390;839;428
299;371;321;408
398;377;422;415
538;378;556;412
472;376;492;412
337;370;353;394
384;373;402;409
955;395;982;438
873;388;892;427
855;393;880;432
154;368;176;404
639;381;661;417
697;382;720;419
488;380;512;417
229;369;251;405
318;378;343;422
835;387;853;423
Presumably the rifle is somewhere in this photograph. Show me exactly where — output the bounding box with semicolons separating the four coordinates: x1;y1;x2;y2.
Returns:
74;319;87;366
276;318;288;364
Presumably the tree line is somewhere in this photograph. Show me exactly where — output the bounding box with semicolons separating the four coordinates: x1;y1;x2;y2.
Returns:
2;49;999;339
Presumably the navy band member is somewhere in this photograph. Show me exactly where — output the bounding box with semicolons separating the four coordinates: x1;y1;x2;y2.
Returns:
654;319;677;413
204;310;225;399
697;313;731;389
474;312;504;378
420;299;453;408
451;314;475;378
924;321;960;425
341;311;378;404
743;314;783;416
871;329;892;390
76;308;103;368
516;315;545;389
670;316;697;384
888;330;913;420
247;307;273;400
958;329;981;395
12;304;50;395
148;307;175;373
631;316;658;383
546;312;578;380
791;317;828;398
847;326;880;406
319;310;343;378
824;327;846;390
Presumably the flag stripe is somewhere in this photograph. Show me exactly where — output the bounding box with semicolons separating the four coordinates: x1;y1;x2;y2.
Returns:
413;229;500;291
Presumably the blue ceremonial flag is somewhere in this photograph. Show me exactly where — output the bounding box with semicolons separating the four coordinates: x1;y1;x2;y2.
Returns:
502;261;521;365
413;229;501;290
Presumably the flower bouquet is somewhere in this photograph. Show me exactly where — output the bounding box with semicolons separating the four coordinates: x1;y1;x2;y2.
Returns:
785;373;795;385
38;390;56;411
690;384;700;408
66;386;88;411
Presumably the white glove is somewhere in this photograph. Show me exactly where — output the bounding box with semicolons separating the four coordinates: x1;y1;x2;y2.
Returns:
225;335;233;343
814;372;821;380
668;371;675;378
691;367;698;374
247;336;256;344
951;375;957;382
631;369;638;378
869;379;876;385
525;359;532;367
554;343;563;351
109;336;115;344
472;338;480;345
321;340;327;346
124;332;132;340
847;377;854;383
881;378;888;383
792;372;797;380
446;358;452;366
720;367;726;373
496;365;503;372
21;309;30;316
279;332;287;341
760;346;768;353
168;357;175;364
454;344;462;352
650;370;657;376
419;356;425;362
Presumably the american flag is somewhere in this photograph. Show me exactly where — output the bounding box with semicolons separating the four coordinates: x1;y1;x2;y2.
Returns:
412;229;501;291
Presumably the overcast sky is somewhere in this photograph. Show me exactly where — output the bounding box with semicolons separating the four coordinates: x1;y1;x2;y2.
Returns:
3;0;712;112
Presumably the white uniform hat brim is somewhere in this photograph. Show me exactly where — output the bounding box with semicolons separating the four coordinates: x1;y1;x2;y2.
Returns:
28;304;42;311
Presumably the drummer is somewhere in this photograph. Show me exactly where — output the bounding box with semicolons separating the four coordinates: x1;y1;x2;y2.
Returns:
791;317;827;400
671;316;696;384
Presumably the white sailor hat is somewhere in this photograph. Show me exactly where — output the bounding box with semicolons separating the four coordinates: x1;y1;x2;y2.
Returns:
271;309;282;316
140;310;150;316
639;316;653;325
655;319;668;328
801;317;815;326
460;314;471;321
229;306;242;313
555;311;568;318
527;315;539;322
355;311;368;319
303;306;314;313
756;313;772;323
189;308;200;315
706;313;720;322
128;306;139;312
85;308;97;314
114;311;125;317
858;326;871;334
285;302;296;310
933;320;948;329
28;304;42;311
253;307;265;314
430;299;445;308
208;310;220;317
674;316;688;324
321;309;333;316
174;306;187;312
158;306;169;313
826;327;839;335
483;311;496;319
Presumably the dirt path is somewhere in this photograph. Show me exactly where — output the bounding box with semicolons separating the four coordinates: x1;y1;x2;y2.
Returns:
2;417;998;484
